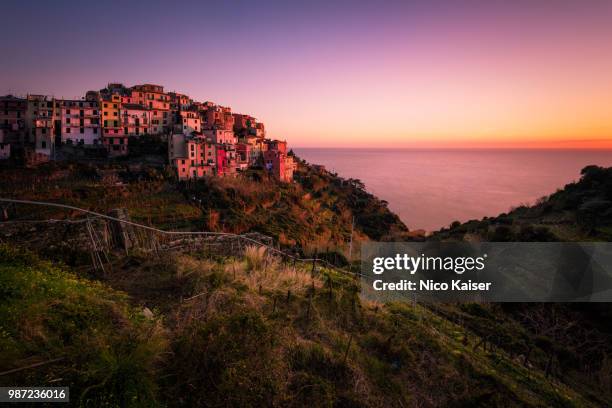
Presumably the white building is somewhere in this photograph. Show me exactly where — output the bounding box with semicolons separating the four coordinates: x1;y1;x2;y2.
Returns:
60;99;101;145
203;128;236;144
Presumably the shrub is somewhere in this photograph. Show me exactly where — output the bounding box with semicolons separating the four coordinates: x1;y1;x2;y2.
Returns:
244;245;267;272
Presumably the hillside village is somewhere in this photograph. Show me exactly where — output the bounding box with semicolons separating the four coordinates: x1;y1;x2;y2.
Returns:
0;83;296;181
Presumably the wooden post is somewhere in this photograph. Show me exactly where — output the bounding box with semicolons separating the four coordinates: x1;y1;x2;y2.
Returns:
348;216;355;261
311;250;317;276
343;332;354;364
306;293;312;320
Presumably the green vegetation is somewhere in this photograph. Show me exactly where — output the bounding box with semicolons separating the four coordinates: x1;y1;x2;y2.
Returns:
0;244;165;407
433;165;612;242
1;163;612;406
2;244;609;406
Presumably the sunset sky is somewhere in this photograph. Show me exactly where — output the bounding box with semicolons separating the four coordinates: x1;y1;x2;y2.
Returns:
2;1;612;148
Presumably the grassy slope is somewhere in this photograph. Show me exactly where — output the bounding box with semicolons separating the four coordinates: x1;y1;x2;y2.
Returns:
1;163;612;406
0;245;165;407
0;158;407;253
1;244;608;407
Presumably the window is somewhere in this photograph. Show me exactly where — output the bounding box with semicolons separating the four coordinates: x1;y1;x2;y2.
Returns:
113;112;117;116
104;103;108;108
114;121;118;127
80;128;84;134
41;128;46;134
66;128;70;133
41;141;46;148
113;104;117;108
93;128;98;134
104;120;108;127
66;109;71;114
66;118;71;124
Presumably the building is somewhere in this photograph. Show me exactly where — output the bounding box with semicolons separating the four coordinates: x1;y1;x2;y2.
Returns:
263;140;295;182
121;104;151;136
201;105;234;130
131;84;170;134
169;92;191;111
178;110;201;135
0;95;27;145
101;94;122;136
234;113;265;138
60;99;101;145
0;130;10;159
169;133;216;180
203;128;236;144
101;94;127;156
26;95;59;159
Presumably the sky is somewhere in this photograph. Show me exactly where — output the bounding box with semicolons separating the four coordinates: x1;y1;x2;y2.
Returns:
1;0;612;148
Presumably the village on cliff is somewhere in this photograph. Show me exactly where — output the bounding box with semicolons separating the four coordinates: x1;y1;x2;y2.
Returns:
0;83;296;181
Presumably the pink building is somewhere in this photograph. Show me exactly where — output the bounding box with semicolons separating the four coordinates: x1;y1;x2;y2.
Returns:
201;105;234;130
169;133;216;180
179;110;201;135
131;84;170;134
121;104;151;136
263;140;295;182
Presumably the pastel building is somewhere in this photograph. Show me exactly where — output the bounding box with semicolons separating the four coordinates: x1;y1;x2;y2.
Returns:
179;110;201;135
202;105;234;130
234;113;266;138
121;104;151;136
26;95;59;159
101;94;122;136
132;84;170;134
169;133;216;179
203;128;236;144
263;140;295;182
60;99;101;145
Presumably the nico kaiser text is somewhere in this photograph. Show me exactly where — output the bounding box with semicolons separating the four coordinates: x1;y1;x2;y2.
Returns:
370;253;492;292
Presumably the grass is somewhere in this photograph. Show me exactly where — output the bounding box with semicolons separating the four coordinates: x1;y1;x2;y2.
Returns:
0;244;166;407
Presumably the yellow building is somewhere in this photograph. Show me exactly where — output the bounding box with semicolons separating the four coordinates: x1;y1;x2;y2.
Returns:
101;94;122;137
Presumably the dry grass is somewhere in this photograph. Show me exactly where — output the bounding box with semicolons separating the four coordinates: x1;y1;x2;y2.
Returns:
244;245;267;272
227;253;323;294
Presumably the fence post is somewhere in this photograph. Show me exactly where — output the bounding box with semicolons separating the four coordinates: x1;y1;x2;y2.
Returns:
311;249;317;277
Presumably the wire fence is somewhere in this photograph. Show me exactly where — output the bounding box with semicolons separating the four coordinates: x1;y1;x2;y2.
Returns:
0;198;369;280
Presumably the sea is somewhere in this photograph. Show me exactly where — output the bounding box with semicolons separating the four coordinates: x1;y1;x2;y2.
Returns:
293;148;612;232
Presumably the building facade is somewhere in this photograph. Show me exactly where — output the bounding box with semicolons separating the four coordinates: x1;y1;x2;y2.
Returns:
60;99;101;145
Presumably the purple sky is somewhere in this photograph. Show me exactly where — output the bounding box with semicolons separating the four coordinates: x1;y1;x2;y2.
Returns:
2;1;612;147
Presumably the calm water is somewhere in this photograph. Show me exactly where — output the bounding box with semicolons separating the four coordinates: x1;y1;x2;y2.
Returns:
294;149;612;231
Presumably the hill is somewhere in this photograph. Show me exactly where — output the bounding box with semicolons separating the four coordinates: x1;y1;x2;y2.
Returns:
432;165;612;242
1;163;612;406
